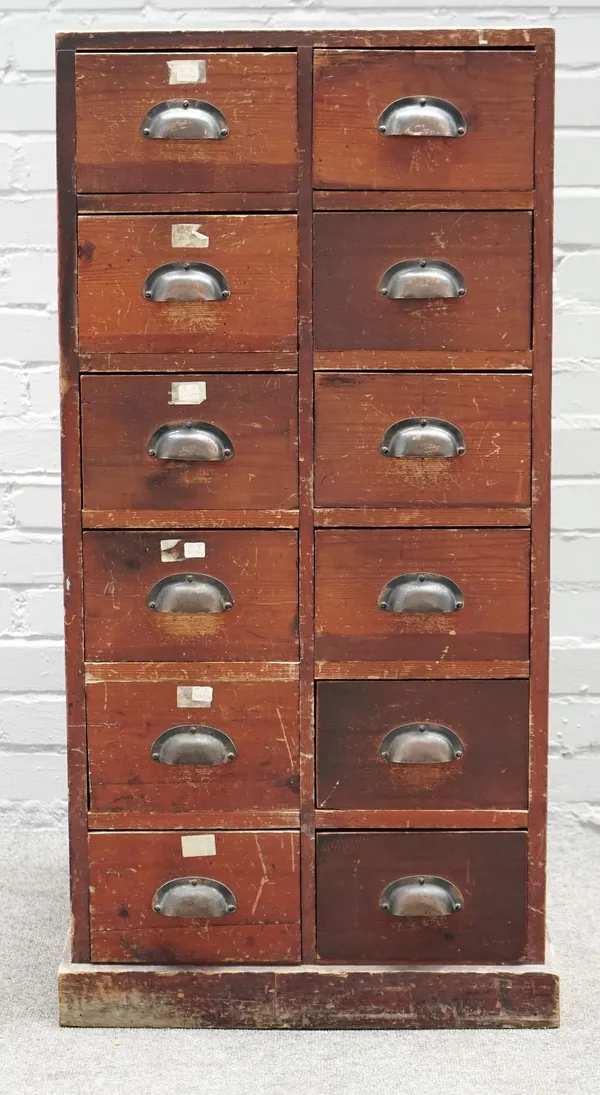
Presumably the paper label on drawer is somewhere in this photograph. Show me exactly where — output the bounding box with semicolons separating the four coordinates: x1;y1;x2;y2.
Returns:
171;224;209;248
177;685;213;708
184;542;206;559
181;834;216;858
169;381;207;405
168;59;207;84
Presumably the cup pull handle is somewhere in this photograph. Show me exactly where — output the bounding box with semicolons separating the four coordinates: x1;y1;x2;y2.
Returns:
143;262;230;302
141;99;229;140
381;418;466;458
150;725;237;766
379;723;464;764
379;260;466;300
146;574;234;614
378;573;464;614
380;876;464;917
152;877;237;918
147;422;234;462
377;97;467;138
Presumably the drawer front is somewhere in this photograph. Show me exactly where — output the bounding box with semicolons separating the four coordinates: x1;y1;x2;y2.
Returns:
315;373;532;509
314;212;532;352
81;373;299;514
77;215;298;353
313;50;535;191
89;830;301;963
87;679;300;814
316;831;527;962
315;528;530;666
75;51;298;193
317;680;529;811
83;530;299;662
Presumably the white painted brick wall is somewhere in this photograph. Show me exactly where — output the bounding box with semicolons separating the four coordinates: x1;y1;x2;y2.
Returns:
0;3;598;825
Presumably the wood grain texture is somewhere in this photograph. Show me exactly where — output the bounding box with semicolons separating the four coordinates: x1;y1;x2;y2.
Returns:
82;530;299;662
75;52;298;193
316;830;528;963
79;193;298;213
77;214;298;353
81;373;298;514
88;830;301;963
84;509;300;530
314;191;535;211
59;955;559;1029
84;661;300;683
79;351;297;372
313;350;532;371
59;30;549;50
315;528;531;666
296;45;317;962
87;679;299;814
315;809;528;829
313;50;535;191
314;212;532;352
315;372;532;510
315;507;530;528
89;811;301;831
315;660;529;680
527;38;555;963
317;680;529;811
57;48;90;963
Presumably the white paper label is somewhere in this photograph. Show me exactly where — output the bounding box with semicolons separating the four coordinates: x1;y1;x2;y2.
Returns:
177;685;213;708
184;542;206;559
160;538;181;562
171;224;209;248
170;381;207;405
181;834;216;858
168;59;207;84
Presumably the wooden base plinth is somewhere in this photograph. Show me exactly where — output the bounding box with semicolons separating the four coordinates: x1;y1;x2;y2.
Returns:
58;943;559;1029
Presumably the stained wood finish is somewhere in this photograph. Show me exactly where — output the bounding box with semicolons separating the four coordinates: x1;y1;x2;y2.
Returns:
60;30;549;49
85;661;299;683
82;530;299;662
315;191;535;211
79;193;298;213
317;680;529;811
315;809;528;830
315;660;529;681
87;679;299;814
313;50;535;192
81;373;298;515
314;350;532;371
316;831;528;963
314;212;532;352
89;811;300;830
84;510;300;530
75;52;298;194
79;352;297;373
315;528;530;667
315;372;532;510
77;214;298;353
316;507;530;528
88;830;301;963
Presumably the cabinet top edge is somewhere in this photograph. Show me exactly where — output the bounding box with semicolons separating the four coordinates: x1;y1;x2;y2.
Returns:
56;29;554;53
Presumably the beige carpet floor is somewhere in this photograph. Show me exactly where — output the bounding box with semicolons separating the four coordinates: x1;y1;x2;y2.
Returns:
0;815;598;1095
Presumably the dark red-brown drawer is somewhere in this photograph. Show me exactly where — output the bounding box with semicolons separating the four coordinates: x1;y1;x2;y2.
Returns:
89;830;301;964
317;680;529;811
316;830;527;963
313;49;535;191
314;212;532;352
75;51;298;193
315;528;530;673
77;214;297;354
82;530;299;662
314;372;532;511
87;678;299;814
81;373;298;516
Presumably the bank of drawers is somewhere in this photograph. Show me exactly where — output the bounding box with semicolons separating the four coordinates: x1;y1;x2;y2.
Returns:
77;44;537;966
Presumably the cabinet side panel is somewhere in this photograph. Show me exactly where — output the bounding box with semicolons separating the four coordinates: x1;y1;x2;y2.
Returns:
527;36;555;961
57;47;90;961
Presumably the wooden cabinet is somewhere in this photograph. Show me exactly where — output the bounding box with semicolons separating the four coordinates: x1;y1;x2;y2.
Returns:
57;29;558;1030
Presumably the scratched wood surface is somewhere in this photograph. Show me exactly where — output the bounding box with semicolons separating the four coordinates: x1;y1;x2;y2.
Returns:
75;52;298;194
88;830;301;963
87;678;300;813
77;214;298;353
81;372;298;514
313;50;536;191
314;211;533;352
315;372;532;510
317;679;529;811
316;830;528;963
315;528;531;666
82;530;299;662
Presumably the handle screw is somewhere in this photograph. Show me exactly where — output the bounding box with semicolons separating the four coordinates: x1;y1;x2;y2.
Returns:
220;127;229;137
144;290;152;299
381;445;389;454
380;287;388;296
227;903;236;912
419;259;427;268
223;601;233;610
186;574;194;582
457;126;465;136
143;127;151;136
182;100;190;109
458;287;466;296
381;750;389;760
379;600;387;610
455;750;463;759
418;877;425;885
183;262;191;270
148;601;156;610
227;752;236;760
381;901;389;911
148;448;156;457
419;97;427;106
378;124;386;133
454;901;463;911
420;419;427;427
418;574;425;582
